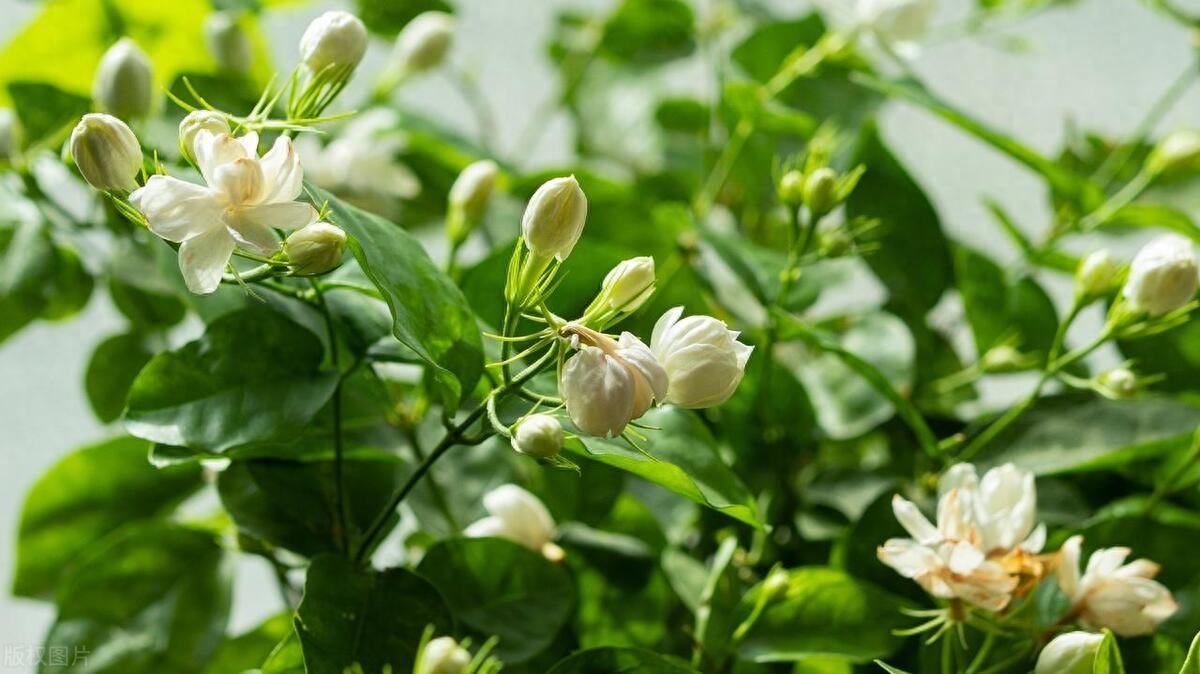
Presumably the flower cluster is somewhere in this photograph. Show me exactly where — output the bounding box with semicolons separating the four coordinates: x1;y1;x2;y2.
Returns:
881;463;1177;639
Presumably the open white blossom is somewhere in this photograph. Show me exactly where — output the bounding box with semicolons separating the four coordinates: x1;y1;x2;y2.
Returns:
130;130;316;294
418;636;471;674
1035;631;1103;674
560;325;667;438
465;484;563;561
650;307;752;409
878;463;1045;611
1058;535;1177;636
1123;234;1199;316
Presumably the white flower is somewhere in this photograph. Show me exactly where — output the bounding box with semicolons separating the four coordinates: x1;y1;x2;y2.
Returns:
465;484;563;561
1123;234;1199;316
284;222;347;275
392;11;455;74
204;12;253;75
511;414;563;458
93;38;154;119
70;113;142;192
857;0;935;54
1075;249;1118;298
522;175;587;262
650;307;752;409
418;636;471;674
129;130;317;294
1035;632;1103;674
560;325;668;438
1058;535;1177;636
300;10;368;73
941;463;1044;554
295;110;420;200
178;111;230;163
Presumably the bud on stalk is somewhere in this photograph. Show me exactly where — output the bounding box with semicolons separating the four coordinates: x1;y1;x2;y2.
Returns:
511;414;563;458
284;222;347;275
1122;234;1199;316
1147;129;1200;176
299;11;368;74
204;12;253;75
445;159;498;245
1075;249;1119;300
778;169;805;205
1034;632;1103;674
505;175;587;308
393;11;455;75
581;256;656;328
802;166;839;218
178;110;230;164
418;636;471;674
1096;367;1139;399
93;38;155;120
70;113;143;192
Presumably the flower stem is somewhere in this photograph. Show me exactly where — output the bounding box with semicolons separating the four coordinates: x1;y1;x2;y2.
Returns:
309;278;349;554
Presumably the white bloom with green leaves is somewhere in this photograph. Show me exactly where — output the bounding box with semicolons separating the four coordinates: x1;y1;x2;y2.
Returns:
560;325;667;438
1058;535;1177;636
465;484;563;561
650;308;752;409
1123;234;1199;316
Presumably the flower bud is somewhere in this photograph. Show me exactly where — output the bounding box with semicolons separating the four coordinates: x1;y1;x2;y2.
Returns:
761;569;790;601
560;326;667;438
803;167;839;218
204;12;253;75
650;308;753;408
93;38;154;120
511;414;563;458
981;344;1030;373
446;159;498;244
778;169;805;205
1096;367;1139;399
69;113;142;192
392;11;455;74
1123;234;1199;316
522;175;587;262
178;110;230;164
0;109;16;163
465;484;562;560
284;222;347;275
816;219;853;257
1035;632;1103;674
419;636;471;674
1076;249;1119;298
300;11;368;73
1147;129;1200;176
597;256;656;313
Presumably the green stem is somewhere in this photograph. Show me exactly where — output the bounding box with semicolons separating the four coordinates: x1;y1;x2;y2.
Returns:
1144;426;1200;514
964;632;996;674
310;279;349;554
1078;167;1156;231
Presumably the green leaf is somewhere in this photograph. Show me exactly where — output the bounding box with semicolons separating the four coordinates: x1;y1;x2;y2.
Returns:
1180;632;1200;673
1104;203;1200;242
875;662;914;674
954;244;1059;358
1095;630;1127;674
124;306;339;452
295;554;453;674
976;396;1200;475
599;0;695;65
735;567;910;663
307;183;482;410
42;523;232;674
354;0;452;37
109;277;187;329
846;121;953;322
201;613;293;674
568;407;761;528
13;436;202;598
1117;319;1200;393
417;537;575;663
0;217;94;344
7;81;90;148
546;647;699;673
85;332;154;423
574;562;673;650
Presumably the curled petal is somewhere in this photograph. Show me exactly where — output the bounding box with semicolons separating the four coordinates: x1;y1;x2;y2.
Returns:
878;538;940;579
891;495;939;545
194;130;249;186
258;135;304;203
1058;535;1083;601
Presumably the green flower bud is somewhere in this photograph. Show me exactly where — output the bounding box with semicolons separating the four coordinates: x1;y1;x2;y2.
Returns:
446;159;498;244
69;113;142;192
511;414;563;458
761;570;790;601
93;38;154;120
418;636;471;674
816;219;853;257
1147;129;1200;176
1075;249;1119;299
981;344;1029;373
778;169;805;205
1096;367;1139;399
284;222;347;275
178;110;230;164
393;11;455;74
204;12;253;75
803;167;839;218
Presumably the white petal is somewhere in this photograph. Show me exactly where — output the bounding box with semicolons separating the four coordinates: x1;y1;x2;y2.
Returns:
946;541;985;575
213;157;265;205
194;130;249;186
177;227;236;294
1021;523;1046;554
878;539;940;578
1058;535;1083;600
1085;546;1131;579
464;516;506;539
237;132;260;156
939;463;979;500
130;175;222;243
617;332;668;403
258;135;304;203
229;201;318;231
224;220;281;255
650;306;684;356
891;495;940;545
483;484;556;550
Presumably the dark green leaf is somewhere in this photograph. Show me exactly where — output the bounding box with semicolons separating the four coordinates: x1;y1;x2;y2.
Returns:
201;613;293;674
1117;319;1200;393
354;0;452;37
599;0;695;65
547;647;698;673
417;537;575;663
124;306;339;452
954;244;1058;357
109;277;187;329
296;554;453;674
85;332;154;423
7;81;90;147
13;436;202;598
307;183;482;410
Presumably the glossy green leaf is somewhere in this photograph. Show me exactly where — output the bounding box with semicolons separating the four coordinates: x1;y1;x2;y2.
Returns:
109;277;187;329
0;217;93;344
735;567;910;663
568;407;761;528
13;436;202;598
547;647;698;673
599;0;695;65
124;306;339;452
42;523;232;674
1095;630;1127;674
954;244;1059;358
85;332;154;423
1117;319;1200;393
307;183;482;410
295;554;453;674
417;537;575;663
977;396;1200;475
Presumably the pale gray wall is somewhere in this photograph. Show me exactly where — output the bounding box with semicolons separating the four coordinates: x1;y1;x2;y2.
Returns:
1;0;1197;669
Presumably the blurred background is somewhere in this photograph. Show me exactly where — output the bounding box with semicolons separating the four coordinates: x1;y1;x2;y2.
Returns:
1;0;1197;669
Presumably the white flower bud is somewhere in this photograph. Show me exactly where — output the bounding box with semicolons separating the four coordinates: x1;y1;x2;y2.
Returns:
1148;129;1200;176
521;175;587;262
560;326;667;438
465;484;562;560
93;38;154;120
650;307;753;408
598;256;656;313
419;636;471;674
300;11;368;73
511;414;563;458
1123;234;1199;316
446;159;498;244
1076;249;1119;298
69;113;142;192
204;12;253;75
1096;367;1139;399
0;109;16;163
178;110;230;164
858;0;935;52
393;11;455;74
284;222;347;275
1035;632;1103;674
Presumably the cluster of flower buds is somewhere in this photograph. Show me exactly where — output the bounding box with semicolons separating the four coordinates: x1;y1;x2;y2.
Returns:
1073;236;1198;338
778;131;864;221
93;38;154;120
289;11;369;120
880;463;1177;638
